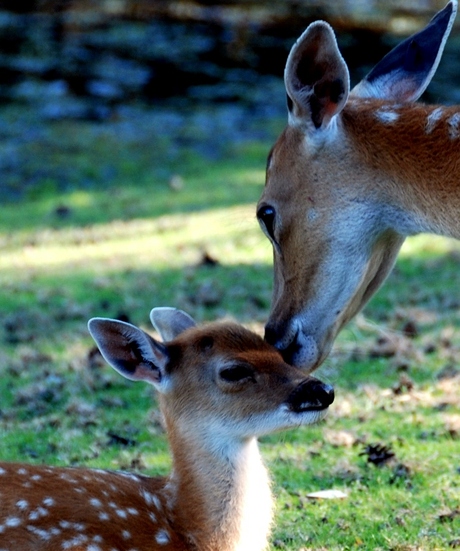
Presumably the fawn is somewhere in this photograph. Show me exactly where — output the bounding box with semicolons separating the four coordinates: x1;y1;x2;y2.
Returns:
0;307;334;551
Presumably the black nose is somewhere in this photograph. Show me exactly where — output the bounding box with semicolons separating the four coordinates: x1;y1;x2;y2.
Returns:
287;379;334;413
264;323;300;364
264;323;281;346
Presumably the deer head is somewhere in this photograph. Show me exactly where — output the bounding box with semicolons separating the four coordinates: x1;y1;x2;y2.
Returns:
258;1;457;371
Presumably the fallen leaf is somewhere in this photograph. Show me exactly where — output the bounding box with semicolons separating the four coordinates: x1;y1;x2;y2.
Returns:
306;489;348;499
443;414;460;438
438;508;460;523
324;429;356;448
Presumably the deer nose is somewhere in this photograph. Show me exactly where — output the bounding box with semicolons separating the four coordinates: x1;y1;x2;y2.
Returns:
264;322;300;362
287;378;334;413
264;322;285;348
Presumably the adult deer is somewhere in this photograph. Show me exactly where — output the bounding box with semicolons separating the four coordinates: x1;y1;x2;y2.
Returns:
258;0;459;371
0;308;333;551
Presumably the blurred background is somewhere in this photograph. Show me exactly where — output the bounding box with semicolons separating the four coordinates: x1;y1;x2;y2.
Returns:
1;0;460;201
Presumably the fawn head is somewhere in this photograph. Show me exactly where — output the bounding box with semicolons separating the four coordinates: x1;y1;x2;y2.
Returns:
88;308;334;445
258;1;457;371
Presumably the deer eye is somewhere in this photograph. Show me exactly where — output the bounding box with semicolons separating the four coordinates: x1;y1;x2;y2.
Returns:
219;364;255;383
257;205;276;242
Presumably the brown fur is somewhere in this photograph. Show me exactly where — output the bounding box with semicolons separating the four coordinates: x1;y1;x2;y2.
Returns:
343;99;460;236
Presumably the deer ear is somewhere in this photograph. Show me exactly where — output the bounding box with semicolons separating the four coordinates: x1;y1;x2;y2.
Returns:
284;21;349;131
351;0;457;101
150;307;196;342
88;318;170;391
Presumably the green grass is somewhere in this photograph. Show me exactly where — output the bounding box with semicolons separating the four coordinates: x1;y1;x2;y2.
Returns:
0;113;459;550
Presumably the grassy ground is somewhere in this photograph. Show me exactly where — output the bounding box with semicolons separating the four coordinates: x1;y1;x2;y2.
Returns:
0;112;459;550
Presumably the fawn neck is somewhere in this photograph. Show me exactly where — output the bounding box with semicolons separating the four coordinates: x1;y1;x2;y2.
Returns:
343;99;460;238
164;409;273;551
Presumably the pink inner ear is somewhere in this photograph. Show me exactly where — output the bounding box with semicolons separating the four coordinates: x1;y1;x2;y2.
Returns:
133;362;162;383
323;101;339;122
389;79;419;102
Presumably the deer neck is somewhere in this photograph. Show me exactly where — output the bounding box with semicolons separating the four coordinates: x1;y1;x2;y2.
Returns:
164;423;273;551
343;99;460;239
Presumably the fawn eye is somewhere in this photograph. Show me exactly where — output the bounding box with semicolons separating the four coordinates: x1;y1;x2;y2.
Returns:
219;364;255;383
257;205;276;242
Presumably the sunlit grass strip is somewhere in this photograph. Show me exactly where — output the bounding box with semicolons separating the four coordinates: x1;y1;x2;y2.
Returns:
0;205;272;278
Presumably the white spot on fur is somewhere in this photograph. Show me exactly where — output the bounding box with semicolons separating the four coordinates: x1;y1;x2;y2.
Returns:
59;520;72;529
29;507;48;520
5;517;21;527
89;498;102;508
59;473;77;484
122;530;131;540
116;509;127;519
448;112;460;139
426;107;444;133
155;529;170;545
148;511;157;524
17;468;27;475
0;468;6;475
31;474;42;481
16;500;29;510
127;507;139;515
43;497;55;507
119;472;140;482
26;526;51;540
58;520;86;532
98;512;110;521
375;107;399;124
141;490;159;509
61;534;89;549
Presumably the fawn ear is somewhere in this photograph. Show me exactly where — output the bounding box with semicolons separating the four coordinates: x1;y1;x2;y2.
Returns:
284;21;349;131
351;0;457;101
88;318;170;391
150;307;196;342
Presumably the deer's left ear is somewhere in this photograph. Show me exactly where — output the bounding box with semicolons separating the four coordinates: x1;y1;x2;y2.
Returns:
351;0;457;101
284;21;349;131
88;318;170;392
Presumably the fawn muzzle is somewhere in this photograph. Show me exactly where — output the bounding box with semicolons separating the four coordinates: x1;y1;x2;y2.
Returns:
287;378;334;413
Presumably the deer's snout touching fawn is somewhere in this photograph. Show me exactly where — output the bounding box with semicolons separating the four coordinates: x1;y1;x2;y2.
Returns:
0;307;334;551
